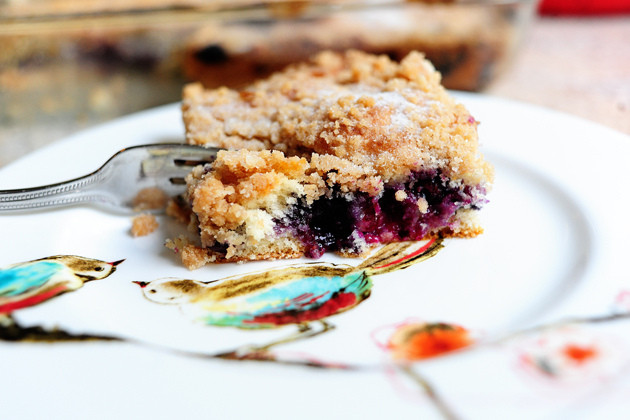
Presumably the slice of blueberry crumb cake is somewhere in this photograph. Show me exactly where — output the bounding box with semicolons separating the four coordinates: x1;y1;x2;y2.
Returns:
168;50;493;268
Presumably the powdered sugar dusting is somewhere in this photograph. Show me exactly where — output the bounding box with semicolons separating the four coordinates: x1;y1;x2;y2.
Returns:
318;87;435;132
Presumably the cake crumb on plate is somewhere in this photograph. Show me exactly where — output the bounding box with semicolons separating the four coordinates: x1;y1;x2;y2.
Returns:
131;213;159;237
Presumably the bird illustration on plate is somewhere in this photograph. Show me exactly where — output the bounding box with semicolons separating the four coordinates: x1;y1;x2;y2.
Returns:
135;238;443;357
0;255;124;336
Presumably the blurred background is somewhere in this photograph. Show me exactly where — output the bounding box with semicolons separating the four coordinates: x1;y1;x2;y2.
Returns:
1;0;629;167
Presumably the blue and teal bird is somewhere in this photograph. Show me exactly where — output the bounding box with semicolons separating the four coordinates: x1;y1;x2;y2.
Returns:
136;239;442;352
0;255;124;325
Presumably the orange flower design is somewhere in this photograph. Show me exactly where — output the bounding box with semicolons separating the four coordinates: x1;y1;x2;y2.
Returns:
387;322;472;361
516;326;627;385
562;344;598;365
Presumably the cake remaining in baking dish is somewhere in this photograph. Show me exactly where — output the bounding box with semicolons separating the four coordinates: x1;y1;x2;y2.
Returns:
171;50;493;268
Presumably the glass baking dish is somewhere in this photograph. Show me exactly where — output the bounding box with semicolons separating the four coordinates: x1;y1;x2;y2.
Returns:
0;0;537;164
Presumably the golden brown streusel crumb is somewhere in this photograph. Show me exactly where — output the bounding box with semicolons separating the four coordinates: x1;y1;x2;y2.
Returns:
165;236;215;270
132;187;169;211
182;49;493;186
131;213;159;237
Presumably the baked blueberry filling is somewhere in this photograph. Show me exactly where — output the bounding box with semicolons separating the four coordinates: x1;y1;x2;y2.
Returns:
276;169;486;258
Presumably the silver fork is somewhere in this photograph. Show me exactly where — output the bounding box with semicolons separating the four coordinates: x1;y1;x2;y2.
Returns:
0;143;219;213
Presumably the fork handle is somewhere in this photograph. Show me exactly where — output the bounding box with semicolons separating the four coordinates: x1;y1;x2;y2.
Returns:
0;173;106;211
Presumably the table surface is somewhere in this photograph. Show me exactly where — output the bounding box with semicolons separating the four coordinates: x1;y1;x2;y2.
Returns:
487;15;630;136
1;15;629;169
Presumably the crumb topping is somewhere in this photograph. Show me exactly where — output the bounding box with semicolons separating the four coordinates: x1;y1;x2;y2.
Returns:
132;187;169;211
183;50;493;186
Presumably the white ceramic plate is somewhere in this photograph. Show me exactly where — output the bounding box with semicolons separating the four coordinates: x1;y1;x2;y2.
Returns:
2;93;630;419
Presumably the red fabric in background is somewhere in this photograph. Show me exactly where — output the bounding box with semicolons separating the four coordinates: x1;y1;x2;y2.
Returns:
539;0;630;15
